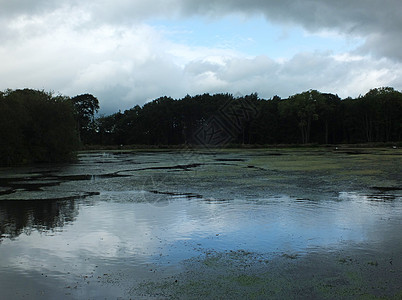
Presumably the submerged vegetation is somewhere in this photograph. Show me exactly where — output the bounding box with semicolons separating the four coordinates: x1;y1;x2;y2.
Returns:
1;86;402;165
134;249;402;299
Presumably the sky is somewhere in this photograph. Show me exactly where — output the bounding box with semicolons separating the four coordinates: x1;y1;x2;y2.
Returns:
1;0;401;114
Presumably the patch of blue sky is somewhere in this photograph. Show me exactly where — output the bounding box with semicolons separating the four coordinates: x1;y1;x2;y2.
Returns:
149;14;364;60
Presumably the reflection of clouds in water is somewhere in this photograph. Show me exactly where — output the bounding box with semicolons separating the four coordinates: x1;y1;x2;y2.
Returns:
1;203;154;277
338;191;400;203
1;197;236;272
187;193;402;254
1;191;401;278
338;191;402;248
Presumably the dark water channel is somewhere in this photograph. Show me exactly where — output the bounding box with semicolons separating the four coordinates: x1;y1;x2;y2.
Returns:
0;149;401;299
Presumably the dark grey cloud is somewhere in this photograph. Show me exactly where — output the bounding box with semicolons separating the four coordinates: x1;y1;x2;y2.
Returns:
0;0;77;18
177;0;402;61
178;0;401;34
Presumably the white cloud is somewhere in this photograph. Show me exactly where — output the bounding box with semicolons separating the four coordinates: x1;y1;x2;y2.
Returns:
179;52;402;101
0;0;401;114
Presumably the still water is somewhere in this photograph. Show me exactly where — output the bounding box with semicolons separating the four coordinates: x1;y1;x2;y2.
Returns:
0;149;401;299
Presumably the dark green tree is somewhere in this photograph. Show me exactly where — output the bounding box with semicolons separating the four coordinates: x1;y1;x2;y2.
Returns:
89;88;402;147
361;87;402;142
0;89;79;165
314;93;341;144
71;94;100;144
279;90;323;144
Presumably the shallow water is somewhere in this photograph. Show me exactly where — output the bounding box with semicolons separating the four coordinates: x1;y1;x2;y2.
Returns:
0;149;401;299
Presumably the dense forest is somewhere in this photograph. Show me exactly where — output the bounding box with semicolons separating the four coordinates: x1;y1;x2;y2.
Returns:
93;87;402;147
1;87;402;166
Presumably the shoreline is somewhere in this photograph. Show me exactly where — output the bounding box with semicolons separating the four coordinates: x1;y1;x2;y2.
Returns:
80;142;401;151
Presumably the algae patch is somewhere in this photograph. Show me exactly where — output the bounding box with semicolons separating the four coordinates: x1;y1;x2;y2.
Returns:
131;249;402;299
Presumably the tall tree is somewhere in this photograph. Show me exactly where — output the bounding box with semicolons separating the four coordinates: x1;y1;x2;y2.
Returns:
362;87;402;142
279;90;323;144
315;93;341;144
71;94;100;144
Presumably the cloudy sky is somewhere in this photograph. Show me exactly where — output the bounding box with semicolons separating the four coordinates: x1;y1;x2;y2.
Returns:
1;0;401;114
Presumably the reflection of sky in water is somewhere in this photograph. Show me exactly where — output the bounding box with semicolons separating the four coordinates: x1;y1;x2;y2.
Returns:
1;191;401;280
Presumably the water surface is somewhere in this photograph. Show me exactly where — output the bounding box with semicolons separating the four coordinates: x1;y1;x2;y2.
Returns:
0;149;401;299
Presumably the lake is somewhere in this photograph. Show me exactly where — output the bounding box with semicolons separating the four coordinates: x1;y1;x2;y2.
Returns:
0;148;401;299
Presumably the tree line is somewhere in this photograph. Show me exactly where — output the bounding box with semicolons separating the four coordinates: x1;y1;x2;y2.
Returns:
1;87;401;165
94;87;402;147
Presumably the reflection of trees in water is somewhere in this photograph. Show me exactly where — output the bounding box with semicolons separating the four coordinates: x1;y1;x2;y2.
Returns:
0;199;79;241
